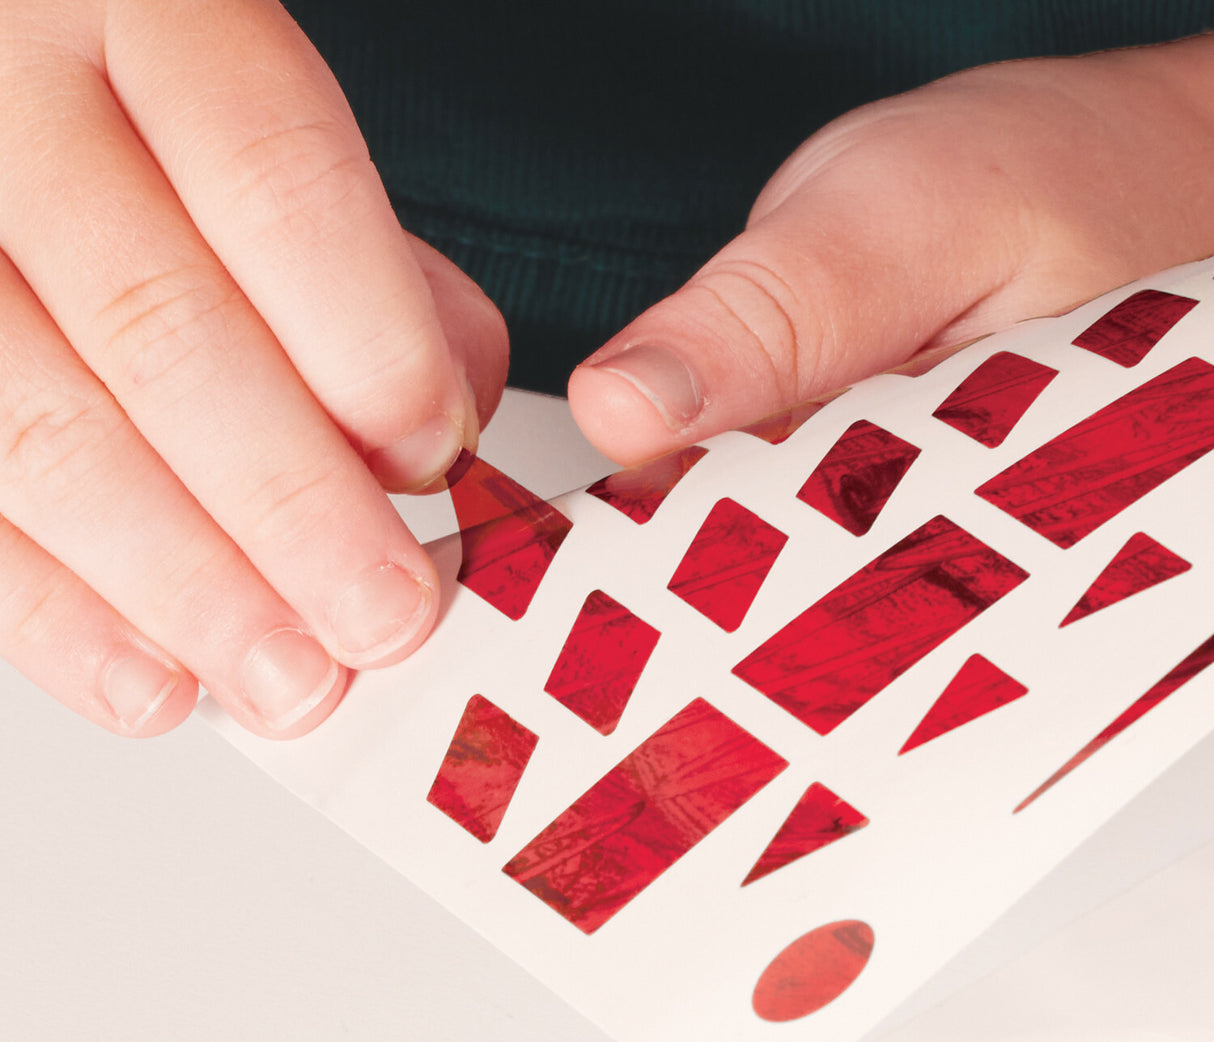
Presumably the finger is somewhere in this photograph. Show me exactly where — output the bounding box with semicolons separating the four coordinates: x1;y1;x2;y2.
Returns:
102;0;489;493
0;251;346;738
0;49;440;671
0;515;196;738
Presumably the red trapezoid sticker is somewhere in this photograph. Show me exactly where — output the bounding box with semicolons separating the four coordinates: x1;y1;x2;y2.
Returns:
742;782;869;887
544;590;661;735
796;420;921;536
1072;289;1198;367
1060;532;1192;627
449;451;573;619
932;351;1059;448
733;516;1029;736
585;446;708;524
426;695;539;843
900;654;1028;753
668;498;789;632
975;357;1214;548
502;698;787;934
752;920;875;1022
1016;632;1214;812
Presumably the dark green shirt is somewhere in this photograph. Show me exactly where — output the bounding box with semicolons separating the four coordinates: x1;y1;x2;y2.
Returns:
283;1;1212;392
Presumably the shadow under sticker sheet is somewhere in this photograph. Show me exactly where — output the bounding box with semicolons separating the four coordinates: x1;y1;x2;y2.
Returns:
202;258;1214;1042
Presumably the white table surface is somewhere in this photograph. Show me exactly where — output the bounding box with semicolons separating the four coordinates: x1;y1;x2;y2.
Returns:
2;390;1212;1042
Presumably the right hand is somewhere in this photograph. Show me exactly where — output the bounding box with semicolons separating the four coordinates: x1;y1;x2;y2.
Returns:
0;0;508;739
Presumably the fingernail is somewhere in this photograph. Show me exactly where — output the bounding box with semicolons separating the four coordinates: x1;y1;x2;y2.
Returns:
368;414;463;492
102;653;180;734
589;343;703;430
240;628;340;731
331;563;432;662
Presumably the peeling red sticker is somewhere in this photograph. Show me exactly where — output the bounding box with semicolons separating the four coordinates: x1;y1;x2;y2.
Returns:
976;357;1214;548
448;451;573;619
1072;289;1198;367
1060;532;1192;627
739;397;838;445
1016;633;1214;812
932;351;1059;448
667;498;789;632
544;590;661;735
742;783;869;886
900;654;1028;754
426;695;539;843
752;920;875;1022
585;446;708;524
733;516;1029;736
796;420;921;536
502;698;787;934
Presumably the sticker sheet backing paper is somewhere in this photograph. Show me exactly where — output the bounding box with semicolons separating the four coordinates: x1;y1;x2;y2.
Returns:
203;259;1214;1042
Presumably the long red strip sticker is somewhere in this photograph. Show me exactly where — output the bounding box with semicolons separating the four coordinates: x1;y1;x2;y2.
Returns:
976;358;1214;548
733;516;1028;736
1016;633;1214;812
503;698;787;934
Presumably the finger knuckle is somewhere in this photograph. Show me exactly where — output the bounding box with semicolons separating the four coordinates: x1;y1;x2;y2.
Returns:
243;465;335;551
0;386;122;492
96;267;239;398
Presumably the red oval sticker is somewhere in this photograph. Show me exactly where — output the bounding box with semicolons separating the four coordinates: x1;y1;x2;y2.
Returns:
752;919;875;1022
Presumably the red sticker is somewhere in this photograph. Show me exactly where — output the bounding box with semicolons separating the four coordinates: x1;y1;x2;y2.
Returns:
976;358;1214;548
932;351;1059;448
796;420;921;536
752;920;875;1022
1016;633;1214;812
733;516;1029;736
503;698;787;934
738;398;835;445
1072;289;1198;367
585;446;708;524
426;695;539;843
544;590;661;735
900;654;1028;754
1060;532;1192;627
742;782;869;887
668;498;789;632
449;451;573;619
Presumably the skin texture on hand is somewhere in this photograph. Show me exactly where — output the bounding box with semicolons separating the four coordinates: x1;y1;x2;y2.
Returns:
0;0;508;738
569;34;1214;464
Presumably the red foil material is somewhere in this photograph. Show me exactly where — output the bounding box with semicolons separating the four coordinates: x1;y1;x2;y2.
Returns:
742;782;869;887
502;698;787;934
932;351;1059;448
667;498;789;632
900;654;1028;754
796;420;921;536
976;357;1214;548
1060;532;1192;627
733;515;1029;736
585;446;708;524
426;695;540;843
449;451;573;620
544;590;661;735
1072;288;1198;367
752;920;875;1022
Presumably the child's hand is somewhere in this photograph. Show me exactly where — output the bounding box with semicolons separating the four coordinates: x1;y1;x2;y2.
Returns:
570;35;1214;463
0;1;507;737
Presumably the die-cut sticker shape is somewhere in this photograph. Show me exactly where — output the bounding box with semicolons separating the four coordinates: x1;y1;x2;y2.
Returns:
752;920;875;1022
900;654;1028;754
1072;288;1198;367
449;450;574;619
503;698;787;934
734;515;1029;736
932;351;1059;448
668;498;789;632
796;420;921;536
1060;532;1192;627
738;395;842;444
544;590;661;735
742;782;869;887
585;446;708;524
426;695;539;843
976;357;1214;548
1016;632;1214;812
